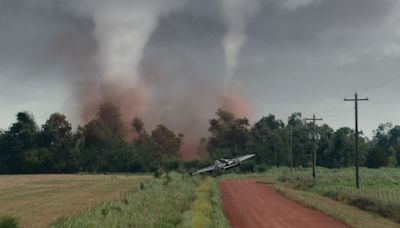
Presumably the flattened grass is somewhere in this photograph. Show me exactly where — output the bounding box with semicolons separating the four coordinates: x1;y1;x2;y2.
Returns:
0;174;148;228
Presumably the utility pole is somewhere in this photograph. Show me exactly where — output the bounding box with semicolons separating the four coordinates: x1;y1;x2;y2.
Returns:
345;92;368;189
290;126;293;174
305;114;322;181
274;129;278;168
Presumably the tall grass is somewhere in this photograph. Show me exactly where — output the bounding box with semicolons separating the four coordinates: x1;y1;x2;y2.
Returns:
210;179;229;228
52;172;200;228
190;177;213;228
182;177;229;228
274;167;400;222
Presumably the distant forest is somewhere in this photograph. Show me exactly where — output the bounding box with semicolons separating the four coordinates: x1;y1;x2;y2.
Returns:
0;102;399;174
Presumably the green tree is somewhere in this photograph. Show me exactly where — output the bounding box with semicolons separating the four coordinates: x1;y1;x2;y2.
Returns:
208;109;250;159
367;123;397;167
79;116;130;173
288;112;303;127
151;124;183;158
327;127;354;167
97;102;124;137
286;113;311;167
39;113;78;173
131;117;148;141
248;114;285;166
2;112;39;173
388;126;400;166
316;124;335;167
22;148;53;173
0;130;7;172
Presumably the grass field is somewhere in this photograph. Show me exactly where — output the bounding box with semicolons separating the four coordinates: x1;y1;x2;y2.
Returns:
5;168;396;228
0;174;149;228
53;172;229;228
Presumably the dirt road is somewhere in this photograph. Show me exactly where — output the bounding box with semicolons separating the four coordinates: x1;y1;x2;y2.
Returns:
219;179;349;228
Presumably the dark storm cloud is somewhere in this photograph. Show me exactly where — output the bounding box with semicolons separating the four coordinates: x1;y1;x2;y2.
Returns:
142;0;400;135
0;0;99;126
1;0;400;138
236;0;400;101
0;0;97;75
139;0;226;138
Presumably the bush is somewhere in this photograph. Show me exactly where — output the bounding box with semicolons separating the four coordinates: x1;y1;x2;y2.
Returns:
240;160;255;173
153;169;163;178
347;196;376;211
347;195;400;222
162;159;181;172
278;174;314;190
183;160;200;173
0;215;18;228
255;163;267;173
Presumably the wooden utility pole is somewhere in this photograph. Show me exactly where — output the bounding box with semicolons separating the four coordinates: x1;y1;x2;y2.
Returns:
290;126;293;173
345;92;368;189
305;114;322;181
274;129;278;168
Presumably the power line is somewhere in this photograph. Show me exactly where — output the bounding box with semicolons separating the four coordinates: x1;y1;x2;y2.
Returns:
305;114;323;181
344;92;369;190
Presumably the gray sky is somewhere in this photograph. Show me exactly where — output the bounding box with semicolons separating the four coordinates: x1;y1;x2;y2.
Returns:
1;0;400;138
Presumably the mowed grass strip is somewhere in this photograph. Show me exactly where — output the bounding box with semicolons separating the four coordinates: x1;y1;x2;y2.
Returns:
52;173;200;228
0;174;149;228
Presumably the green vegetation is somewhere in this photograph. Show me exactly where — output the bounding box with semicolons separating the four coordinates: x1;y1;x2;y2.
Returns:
210;179;229;228
52;173;199;228
2;102;400;226
263;167;400;224
272;183;400;228
1;104;400;175
189;177;213;228
47;173;229;228
183;177;229;228
207;110;400;170
207;110;369;168
0;215;18;228
0;103;185;174
0;173;229;228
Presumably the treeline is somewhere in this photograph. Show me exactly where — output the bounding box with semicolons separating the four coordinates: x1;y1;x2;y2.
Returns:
207;110;400;169
0;102;184;174
1;105;399;174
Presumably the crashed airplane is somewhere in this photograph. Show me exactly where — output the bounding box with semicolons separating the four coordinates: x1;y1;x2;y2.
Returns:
192;154;255;175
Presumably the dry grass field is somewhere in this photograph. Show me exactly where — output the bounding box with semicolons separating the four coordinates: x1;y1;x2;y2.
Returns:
0;174;149;228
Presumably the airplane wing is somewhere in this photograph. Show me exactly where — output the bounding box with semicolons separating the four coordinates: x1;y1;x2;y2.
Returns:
223;154;255;170
236;154;256;162
192;165;216;175
223;163;239;170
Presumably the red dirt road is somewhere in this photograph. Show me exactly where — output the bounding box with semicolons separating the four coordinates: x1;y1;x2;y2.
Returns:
219;179;349;228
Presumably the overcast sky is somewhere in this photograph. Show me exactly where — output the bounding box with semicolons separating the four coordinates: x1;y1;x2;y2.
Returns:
1;0;400;138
